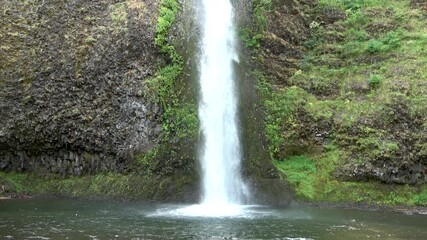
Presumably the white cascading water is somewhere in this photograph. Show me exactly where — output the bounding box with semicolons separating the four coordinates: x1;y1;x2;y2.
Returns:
198;0;248;206
165;0;250;217
172;0;249;217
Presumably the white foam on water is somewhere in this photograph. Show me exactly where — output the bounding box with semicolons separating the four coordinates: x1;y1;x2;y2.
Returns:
149;204;271;218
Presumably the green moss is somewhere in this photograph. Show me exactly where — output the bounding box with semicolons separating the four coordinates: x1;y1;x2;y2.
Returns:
275;156;317;199
274;153;425;205
413;187;427;206
239;27;262;49
237;0;271;51
252;0;272;31
0;172;193;201
255;70;310;159
110;2;128;34
149;0;198;141
305;100;334;121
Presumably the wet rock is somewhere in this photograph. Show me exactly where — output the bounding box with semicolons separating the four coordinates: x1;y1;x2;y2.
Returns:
0;0;163;175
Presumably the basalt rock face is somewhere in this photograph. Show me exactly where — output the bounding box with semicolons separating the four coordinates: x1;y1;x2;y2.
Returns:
0;0;162;175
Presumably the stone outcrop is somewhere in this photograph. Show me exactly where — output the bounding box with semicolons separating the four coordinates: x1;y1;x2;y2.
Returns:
0;0;162;174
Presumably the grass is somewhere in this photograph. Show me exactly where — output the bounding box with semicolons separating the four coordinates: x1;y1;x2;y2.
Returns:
275;156;317;199
274;153;427;206
0;172;194;201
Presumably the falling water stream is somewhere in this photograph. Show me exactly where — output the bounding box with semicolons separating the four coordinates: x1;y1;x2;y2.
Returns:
172;0;249;217
198;0;248;205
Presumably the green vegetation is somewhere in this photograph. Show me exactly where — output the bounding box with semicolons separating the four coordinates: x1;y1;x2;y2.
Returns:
253;0;427;206
0;172;193;201
255;70;310;159
253;0;272;31
148;0;198;141
140;0;198;165
275;156;317;199
136;146;159;172
239;27;262;49
368;74;382;89
238;0;272;49
109;2;128;34
155;0;181;62
275;154;427;206
413;188;427;205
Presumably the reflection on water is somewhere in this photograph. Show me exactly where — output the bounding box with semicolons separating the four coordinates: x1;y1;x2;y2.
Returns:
0;199;426;239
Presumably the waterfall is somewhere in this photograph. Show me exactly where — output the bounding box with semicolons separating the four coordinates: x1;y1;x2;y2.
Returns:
198;0;248;206
172;0;249;217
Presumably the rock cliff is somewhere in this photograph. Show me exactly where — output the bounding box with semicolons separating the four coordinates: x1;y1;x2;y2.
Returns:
1;0;162;174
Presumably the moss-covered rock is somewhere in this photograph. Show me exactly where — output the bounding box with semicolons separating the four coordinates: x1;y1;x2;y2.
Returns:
0;171;198;202
249;0;427;205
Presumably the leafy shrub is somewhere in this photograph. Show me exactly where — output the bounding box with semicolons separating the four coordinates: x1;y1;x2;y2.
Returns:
253;0;272;30
343;0;365;11
365;31;401;54
369;74;382;88
299;54;315;70
239;27;262;49
366;39;385;54
382;31;401;49
346;10;367;25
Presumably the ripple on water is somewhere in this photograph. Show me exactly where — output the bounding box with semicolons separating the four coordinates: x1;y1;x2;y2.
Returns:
284;238;314;240
26;236;50;240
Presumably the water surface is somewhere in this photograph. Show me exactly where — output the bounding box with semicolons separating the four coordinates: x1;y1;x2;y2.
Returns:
0;199;426;239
